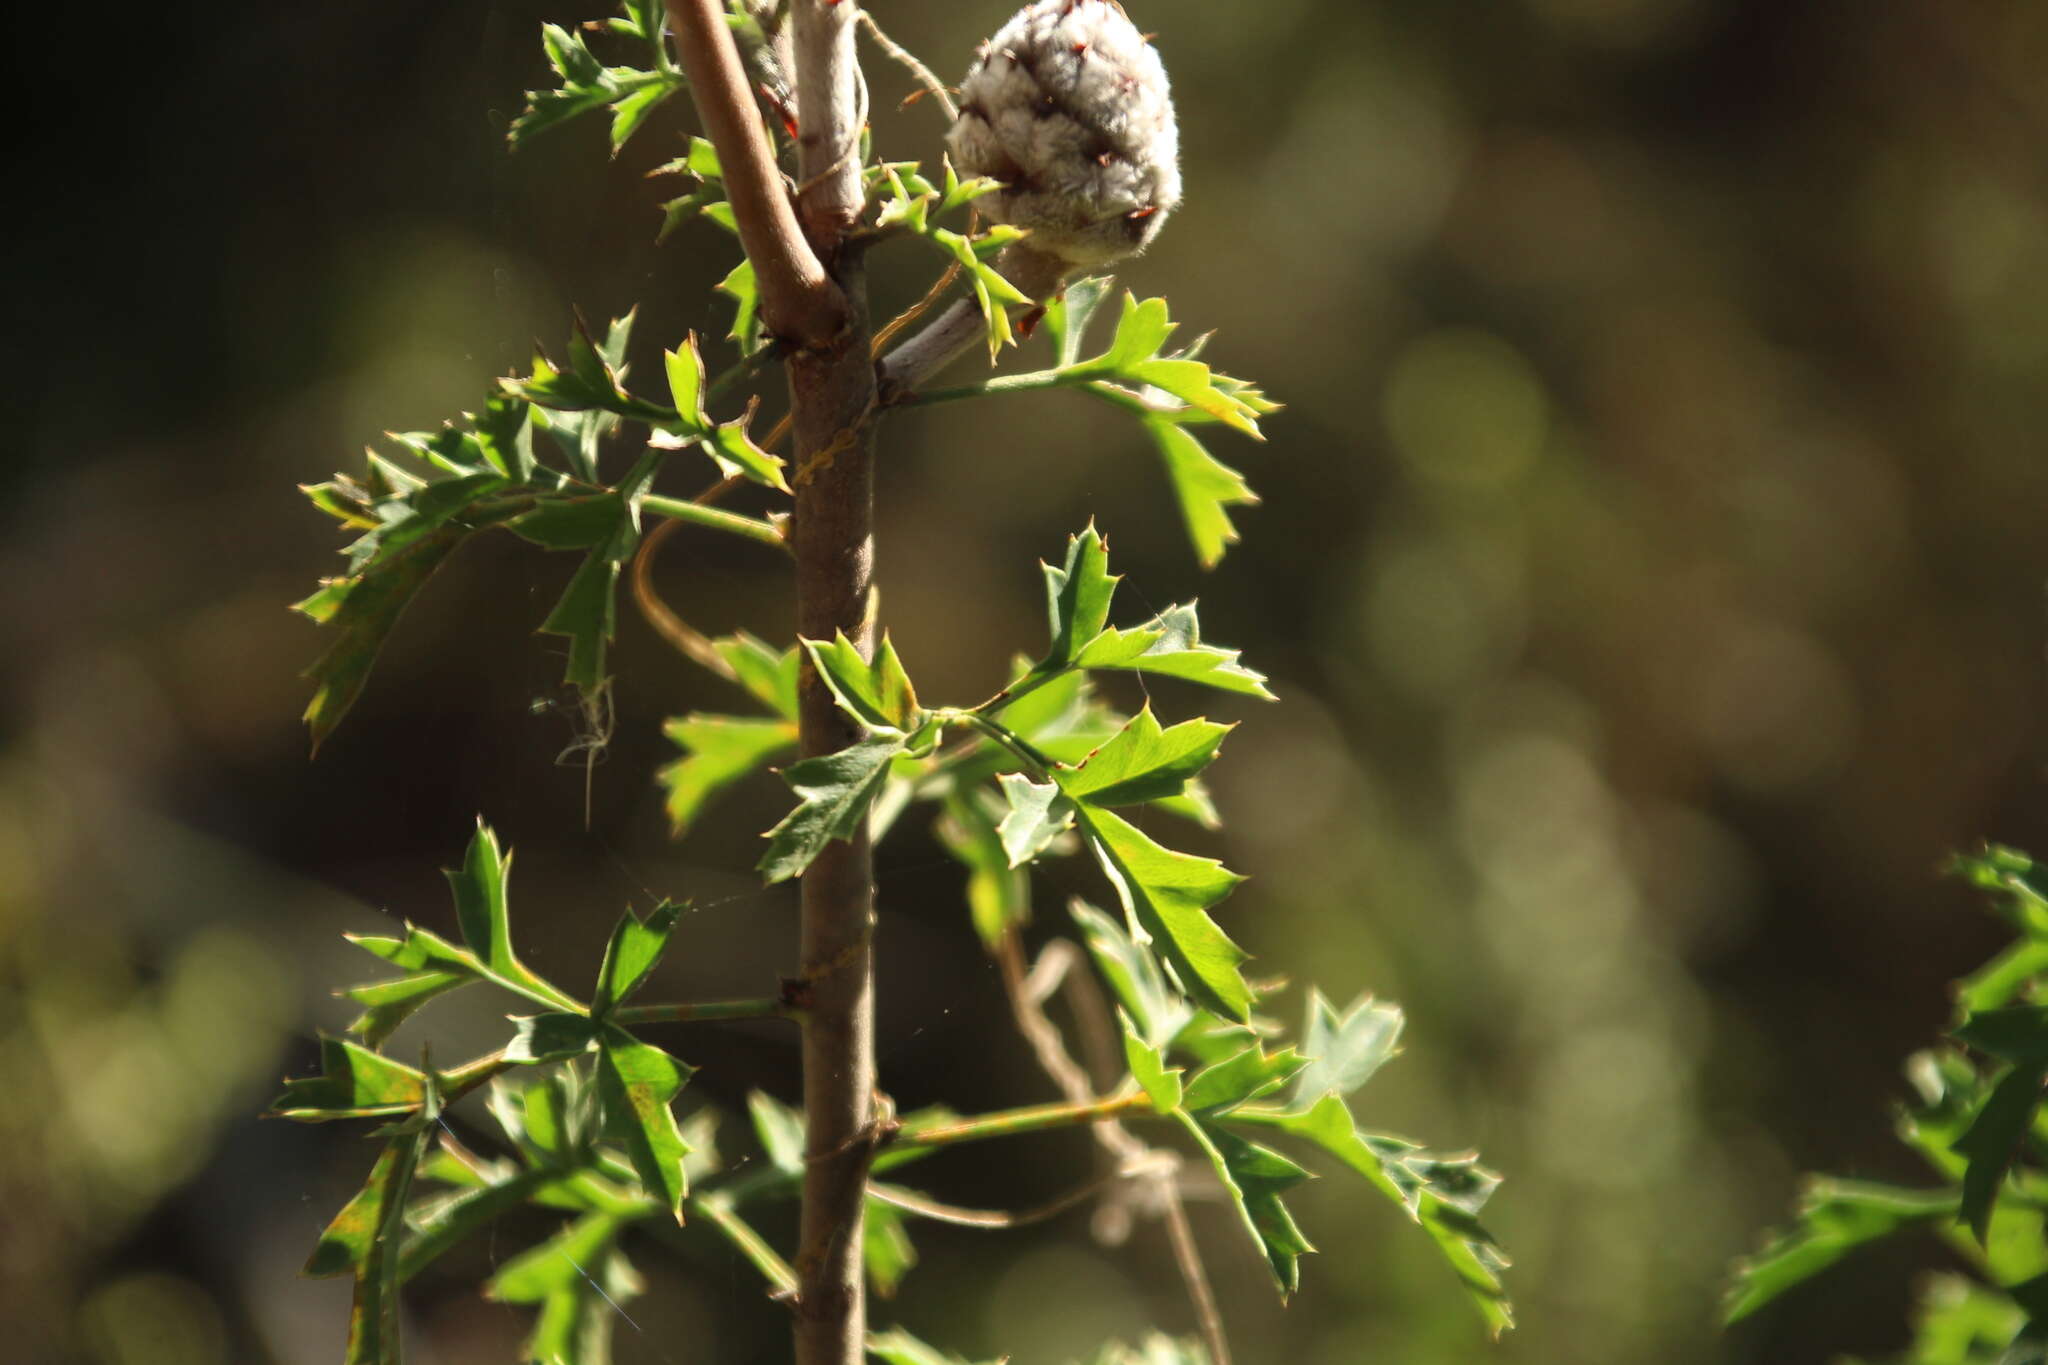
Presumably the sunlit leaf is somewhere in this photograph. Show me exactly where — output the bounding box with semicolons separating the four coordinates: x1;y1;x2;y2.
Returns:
758;735;907;883
1071;899;1193;1050
864;1193;919;1298
305;1128;429;1365
592;901;681;1017
445;822;584;1013
1046;276;1114;369
803;632;922;733
1054;706;1230;808
1722;1178;1957;1325
1228;1095;1511;1335
1143;415;1257;570
272;1038;425;1121
596;1025;694;1222
1071;602;1275;700
505;1012;601;1065
937;789;1029;946
1180;1043;1309;1115
1121;1011;1184;1111
1041;523;1119;671
344;970;470;1048
658;714;798;836
1072;803;1253;1024
1176;1112;1313;1297
1292;991;1403;1103
996;773;1073;869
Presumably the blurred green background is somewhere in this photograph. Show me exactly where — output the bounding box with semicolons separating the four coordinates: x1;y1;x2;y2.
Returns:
8;0;2048;1360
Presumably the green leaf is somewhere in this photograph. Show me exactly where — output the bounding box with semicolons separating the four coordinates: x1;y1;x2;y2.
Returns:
596;1024;693;1220
508;494;626;549
1722;1178;1958;1325
1121;1011;1184;1111
486;1210;625;1303
747;1089;807;1173
719;258;763;355
1070;899;1193;1050
1072;803;1254;1024
297;526;468;751
1046;276;1114;369
658;715;799;836
1180;1044;1310;1115
505;1012;601;1065
505;318;675;427
344;970;470;1048
1956;1062;2048;1241
758;734;907;883
864;1192;919;1298
1071;602;1275;700
652;335;788;490
536;489;644;693
1902;1274;2027;1365
1081;1338;1214;1365
1072;294;1270;437
937;790;1029;947
1292;991;1404;1103
272;1038;425;1121
996;773;1074;869
1957;1008;2048;1066
1228;1095;1511;1335
867;1328;1001;1365
1176;1112;1314;1297
1054;707;1231;808
510;22;682;152
445;823;584;1013
713;632;801;719
592;901;682;1016
803;632;923;733
306;1129;429;1365
1041;523;1119;670
1144;415;1258;570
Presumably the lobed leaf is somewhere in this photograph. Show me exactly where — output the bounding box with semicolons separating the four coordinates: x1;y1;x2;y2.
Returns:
1041;523;1119;671
1229;1095;1511;1335
591;901;681;1016
996;773;1073;869
1292;990;1404;1104
1176;1112;1314;1297
1072;802;1254;1024
595;1024;694;1222
1722;1178;1958;1325
306;1129;430;1365
758;735;908;884
658;714;799;837
272;1038;425;1121
1071;899;1193;1050
1071;602;1275;700
937;789;1029;947
445;823;584;1013
803;632;922;733
1143;415;1258;570
1054;706;1231;808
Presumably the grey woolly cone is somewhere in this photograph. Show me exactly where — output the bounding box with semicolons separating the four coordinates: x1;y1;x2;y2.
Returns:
947;0;1182;271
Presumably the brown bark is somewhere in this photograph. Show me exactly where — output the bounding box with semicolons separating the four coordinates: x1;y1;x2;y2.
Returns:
668;5;879;1363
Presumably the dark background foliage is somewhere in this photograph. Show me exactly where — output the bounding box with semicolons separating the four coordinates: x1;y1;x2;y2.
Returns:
6;1;2048;1361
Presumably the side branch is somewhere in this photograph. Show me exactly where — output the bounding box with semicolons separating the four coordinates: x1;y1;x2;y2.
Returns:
666;0;847;347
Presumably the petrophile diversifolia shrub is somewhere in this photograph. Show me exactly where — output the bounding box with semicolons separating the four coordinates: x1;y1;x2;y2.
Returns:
277;4;1511;1361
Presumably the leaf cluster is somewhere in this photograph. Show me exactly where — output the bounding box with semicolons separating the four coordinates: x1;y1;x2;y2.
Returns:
1726;847;2048;1360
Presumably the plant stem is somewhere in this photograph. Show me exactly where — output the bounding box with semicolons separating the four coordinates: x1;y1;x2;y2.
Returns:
641;493;788;549
611;998;792;1025
893;1090;1153;1149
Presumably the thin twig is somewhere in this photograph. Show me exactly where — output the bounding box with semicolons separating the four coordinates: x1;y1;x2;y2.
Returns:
856;10;957;121
872;260;963;355
668;0;846;346
1160;1188;1232;1365
629;476;752;680
994;930;1234;1365
868;1155;1171;1229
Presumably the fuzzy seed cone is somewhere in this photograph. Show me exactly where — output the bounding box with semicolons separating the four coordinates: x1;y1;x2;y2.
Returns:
947;0;1182;271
